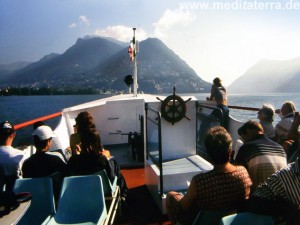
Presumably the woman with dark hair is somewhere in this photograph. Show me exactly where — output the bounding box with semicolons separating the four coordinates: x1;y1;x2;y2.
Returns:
67;128;128;199
207;77;229;129
166;126;252;225
68;128;110;176
70;111;110;158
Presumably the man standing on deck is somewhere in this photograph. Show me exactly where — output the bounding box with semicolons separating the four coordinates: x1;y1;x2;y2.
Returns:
206;77;229;129
235;120;287;191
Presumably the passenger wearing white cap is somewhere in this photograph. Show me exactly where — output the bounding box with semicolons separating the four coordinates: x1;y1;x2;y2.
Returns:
0;121;25;190
22;125;67;178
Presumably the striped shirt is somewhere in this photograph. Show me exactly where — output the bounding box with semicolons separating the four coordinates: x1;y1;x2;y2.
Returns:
235;134;287;189
253;158;300;206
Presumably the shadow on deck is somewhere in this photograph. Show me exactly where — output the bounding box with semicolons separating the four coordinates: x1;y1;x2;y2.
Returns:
116;168;170;225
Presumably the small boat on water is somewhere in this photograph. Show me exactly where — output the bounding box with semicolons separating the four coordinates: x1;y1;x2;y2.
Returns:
10;29;259;225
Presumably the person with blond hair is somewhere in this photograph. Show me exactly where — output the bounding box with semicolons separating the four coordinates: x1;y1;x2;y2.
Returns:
275;101;296;144
257;104;275;139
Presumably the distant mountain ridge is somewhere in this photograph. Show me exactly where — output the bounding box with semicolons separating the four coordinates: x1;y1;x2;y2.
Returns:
228;57;300;94
0;36;211;94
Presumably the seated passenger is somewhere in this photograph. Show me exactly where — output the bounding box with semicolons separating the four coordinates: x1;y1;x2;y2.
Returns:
22;125;67;178
67;128;127;199
0;121;25;190
246;134;300;224
33;121;69;162
257;104;275;139
283;111;300;162
275;101;296;144
70;111;110;158
166;126;252;225
235;120;287;190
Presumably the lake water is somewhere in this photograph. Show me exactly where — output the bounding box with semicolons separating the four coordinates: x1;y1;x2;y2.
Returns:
1;93;300;145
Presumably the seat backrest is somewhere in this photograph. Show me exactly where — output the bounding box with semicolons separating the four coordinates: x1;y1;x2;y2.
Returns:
52;175;107;224
14;177;55;225
93;170;117;196
49;171;63;204
0;163;17;192
192;210;234;225
220;212;275;225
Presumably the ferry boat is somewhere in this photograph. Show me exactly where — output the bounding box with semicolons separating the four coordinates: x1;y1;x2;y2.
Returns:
5;29;266;225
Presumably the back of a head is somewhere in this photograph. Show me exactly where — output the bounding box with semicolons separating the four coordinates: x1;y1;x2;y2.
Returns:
282;101;296;114
75;111;96;133
204;126;232;164
32;125;57;149
238;120;264;136
0;121;15;143
80;128;102;154
260;104;275;122
213;77;222;87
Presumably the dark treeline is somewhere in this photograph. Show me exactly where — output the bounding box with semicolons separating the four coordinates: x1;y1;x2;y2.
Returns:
0;87;105;96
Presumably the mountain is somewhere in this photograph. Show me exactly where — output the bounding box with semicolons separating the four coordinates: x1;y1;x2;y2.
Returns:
1;37;126;87
0;61;31;80
228;57;300;94
0;36;211;93
91;38;210;93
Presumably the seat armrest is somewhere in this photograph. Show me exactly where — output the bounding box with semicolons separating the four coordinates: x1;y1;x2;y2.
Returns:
111;176;117;192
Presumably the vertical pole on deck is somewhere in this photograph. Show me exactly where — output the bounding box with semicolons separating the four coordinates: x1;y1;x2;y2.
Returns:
133;28;138;97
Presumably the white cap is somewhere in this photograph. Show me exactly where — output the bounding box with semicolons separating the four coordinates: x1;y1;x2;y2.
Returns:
32;125;57;140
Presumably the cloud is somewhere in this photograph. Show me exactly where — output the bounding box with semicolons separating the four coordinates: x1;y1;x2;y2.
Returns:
69;15;90;29
68;23;77;29
94;25;148;42
153;9;196;38
79;15;90;27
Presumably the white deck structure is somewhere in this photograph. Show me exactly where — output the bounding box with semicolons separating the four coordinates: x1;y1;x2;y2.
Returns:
52;93;244;215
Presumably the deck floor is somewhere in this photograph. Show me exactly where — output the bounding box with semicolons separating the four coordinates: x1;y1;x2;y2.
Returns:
116;168;170;225
105;144;144;169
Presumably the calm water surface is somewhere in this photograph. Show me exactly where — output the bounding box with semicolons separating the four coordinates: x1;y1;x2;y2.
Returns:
1;93;300;145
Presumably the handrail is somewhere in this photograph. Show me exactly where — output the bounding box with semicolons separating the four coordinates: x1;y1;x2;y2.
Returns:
228;105;260;111
145;103;163;197
14;112;62;130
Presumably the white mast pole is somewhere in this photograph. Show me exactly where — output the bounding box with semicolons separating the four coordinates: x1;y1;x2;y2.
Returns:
133;28;138;97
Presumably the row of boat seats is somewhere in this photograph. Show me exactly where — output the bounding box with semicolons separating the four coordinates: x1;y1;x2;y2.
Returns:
13;172;119;225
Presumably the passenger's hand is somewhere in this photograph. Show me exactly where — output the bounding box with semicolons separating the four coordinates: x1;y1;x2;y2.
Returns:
74;144;81;155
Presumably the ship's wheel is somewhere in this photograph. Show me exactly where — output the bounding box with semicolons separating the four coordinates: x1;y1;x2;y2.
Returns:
157;87;191;125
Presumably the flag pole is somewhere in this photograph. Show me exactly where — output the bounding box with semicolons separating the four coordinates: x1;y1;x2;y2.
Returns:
132;28;138;97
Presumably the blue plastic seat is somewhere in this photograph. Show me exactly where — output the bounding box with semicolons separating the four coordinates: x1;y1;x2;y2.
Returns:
192;210;234;225
220;212;275;225
43;175;107;225
13;177;56;225
93;170;118;197
93;170;120;225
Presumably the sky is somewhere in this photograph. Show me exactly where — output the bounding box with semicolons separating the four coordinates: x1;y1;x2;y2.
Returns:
1;0;300;86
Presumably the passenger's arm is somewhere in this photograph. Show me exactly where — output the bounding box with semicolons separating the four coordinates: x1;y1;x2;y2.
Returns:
179;178;197;211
